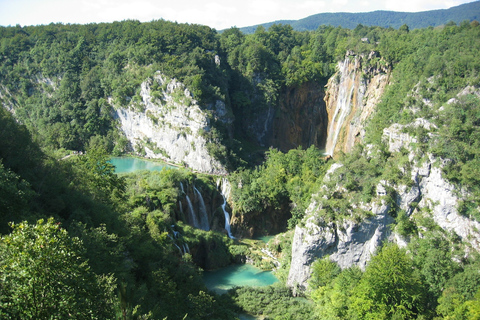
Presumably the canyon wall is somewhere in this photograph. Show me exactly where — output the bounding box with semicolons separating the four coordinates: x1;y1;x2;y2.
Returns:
324;51;389;156
287;116;480;293
267;82;328;152
114;72;229;174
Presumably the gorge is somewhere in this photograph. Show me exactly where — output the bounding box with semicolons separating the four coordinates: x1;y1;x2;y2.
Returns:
1;18;480;319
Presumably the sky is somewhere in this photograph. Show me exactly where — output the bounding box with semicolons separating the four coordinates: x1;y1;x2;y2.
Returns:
0;0;476;30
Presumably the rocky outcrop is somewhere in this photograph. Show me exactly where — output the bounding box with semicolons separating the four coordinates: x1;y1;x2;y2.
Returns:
287;197;393;292
287;117;480;292
324;51;389;156
114;72;228;174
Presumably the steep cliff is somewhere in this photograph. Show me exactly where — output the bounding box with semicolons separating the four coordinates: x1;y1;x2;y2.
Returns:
238;79;328;152
114;72;229;174
267;82;328;152
324;51;389;156
287;107;480;293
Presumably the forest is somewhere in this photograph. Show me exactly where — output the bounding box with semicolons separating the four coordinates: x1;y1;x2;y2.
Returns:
1;16;480;319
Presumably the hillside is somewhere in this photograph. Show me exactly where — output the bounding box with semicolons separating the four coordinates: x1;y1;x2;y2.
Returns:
239;0;480;33
1;18;480;319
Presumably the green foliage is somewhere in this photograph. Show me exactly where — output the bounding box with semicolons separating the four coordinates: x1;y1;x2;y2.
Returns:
312;144;389;224
432;95;480;221
309;256;341;288
0;218;116;319
0;20;228;152
2;17;480;320
349;244;426;319
395;210;417;237
71;147;126;205
230;285;316;319
310;266;362;319
409;232;462;301
0;161;34;233
367;22;480;145
437;287;480;319
230;146;328;228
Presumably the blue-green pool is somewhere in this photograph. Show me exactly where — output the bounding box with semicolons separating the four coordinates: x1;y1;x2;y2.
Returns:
110;157;176;174
203;264;278;294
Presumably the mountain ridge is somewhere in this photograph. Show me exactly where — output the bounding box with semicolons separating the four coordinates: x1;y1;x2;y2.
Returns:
238;0;480;33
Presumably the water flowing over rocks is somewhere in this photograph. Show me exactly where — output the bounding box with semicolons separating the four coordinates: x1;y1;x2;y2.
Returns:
324;51;389;156
217;177;235;238
114;72;227;174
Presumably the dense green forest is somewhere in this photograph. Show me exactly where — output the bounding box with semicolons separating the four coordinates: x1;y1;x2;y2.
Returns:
1;17;480;319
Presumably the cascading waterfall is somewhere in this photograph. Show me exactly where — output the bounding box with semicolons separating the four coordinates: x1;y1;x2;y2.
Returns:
168;234;183;255
325;57;358;155
217;178;235;239
194;186;210;231
186;194;201;229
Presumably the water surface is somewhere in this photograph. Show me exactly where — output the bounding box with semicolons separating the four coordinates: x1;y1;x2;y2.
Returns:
255;235;274;243
203;264;278;294
110;157;176;174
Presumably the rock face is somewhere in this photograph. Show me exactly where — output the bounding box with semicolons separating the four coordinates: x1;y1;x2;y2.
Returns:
114;72;228;174
267;82;328;152
240;80;328;152
324;52;389;156
287;198;393;292
287;118;480;292
384;118;480;251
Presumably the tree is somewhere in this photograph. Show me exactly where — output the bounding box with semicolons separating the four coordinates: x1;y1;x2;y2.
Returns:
72;147;126;204
349;243;426;319
0;218;116;319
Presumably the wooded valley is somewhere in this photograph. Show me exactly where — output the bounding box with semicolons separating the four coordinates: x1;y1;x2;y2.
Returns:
1;15;480;319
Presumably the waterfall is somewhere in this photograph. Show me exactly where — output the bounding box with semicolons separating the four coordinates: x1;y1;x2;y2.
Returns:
325;57;358;155
194;186;210;231
179;182;184;193
186;195;201;229
217;178;235;239
168;234;183;255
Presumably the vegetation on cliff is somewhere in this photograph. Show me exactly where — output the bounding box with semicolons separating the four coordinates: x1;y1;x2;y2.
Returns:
1;17;480;319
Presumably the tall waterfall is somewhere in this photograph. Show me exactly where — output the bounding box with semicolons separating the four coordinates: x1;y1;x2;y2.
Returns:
186;194;201;229
194;186;210;231
217;178;235;239
325;57;358;155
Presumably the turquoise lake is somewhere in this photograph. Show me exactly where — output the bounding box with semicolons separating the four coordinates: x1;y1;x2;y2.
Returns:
203;264;278;294
109;157;176;174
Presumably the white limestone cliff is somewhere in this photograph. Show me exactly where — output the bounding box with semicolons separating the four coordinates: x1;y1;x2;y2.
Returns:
287;117;480;293
114;72;228;174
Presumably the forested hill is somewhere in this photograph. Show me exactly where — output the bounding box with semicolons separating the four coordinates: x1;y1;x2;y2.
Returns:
239;0;480;33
